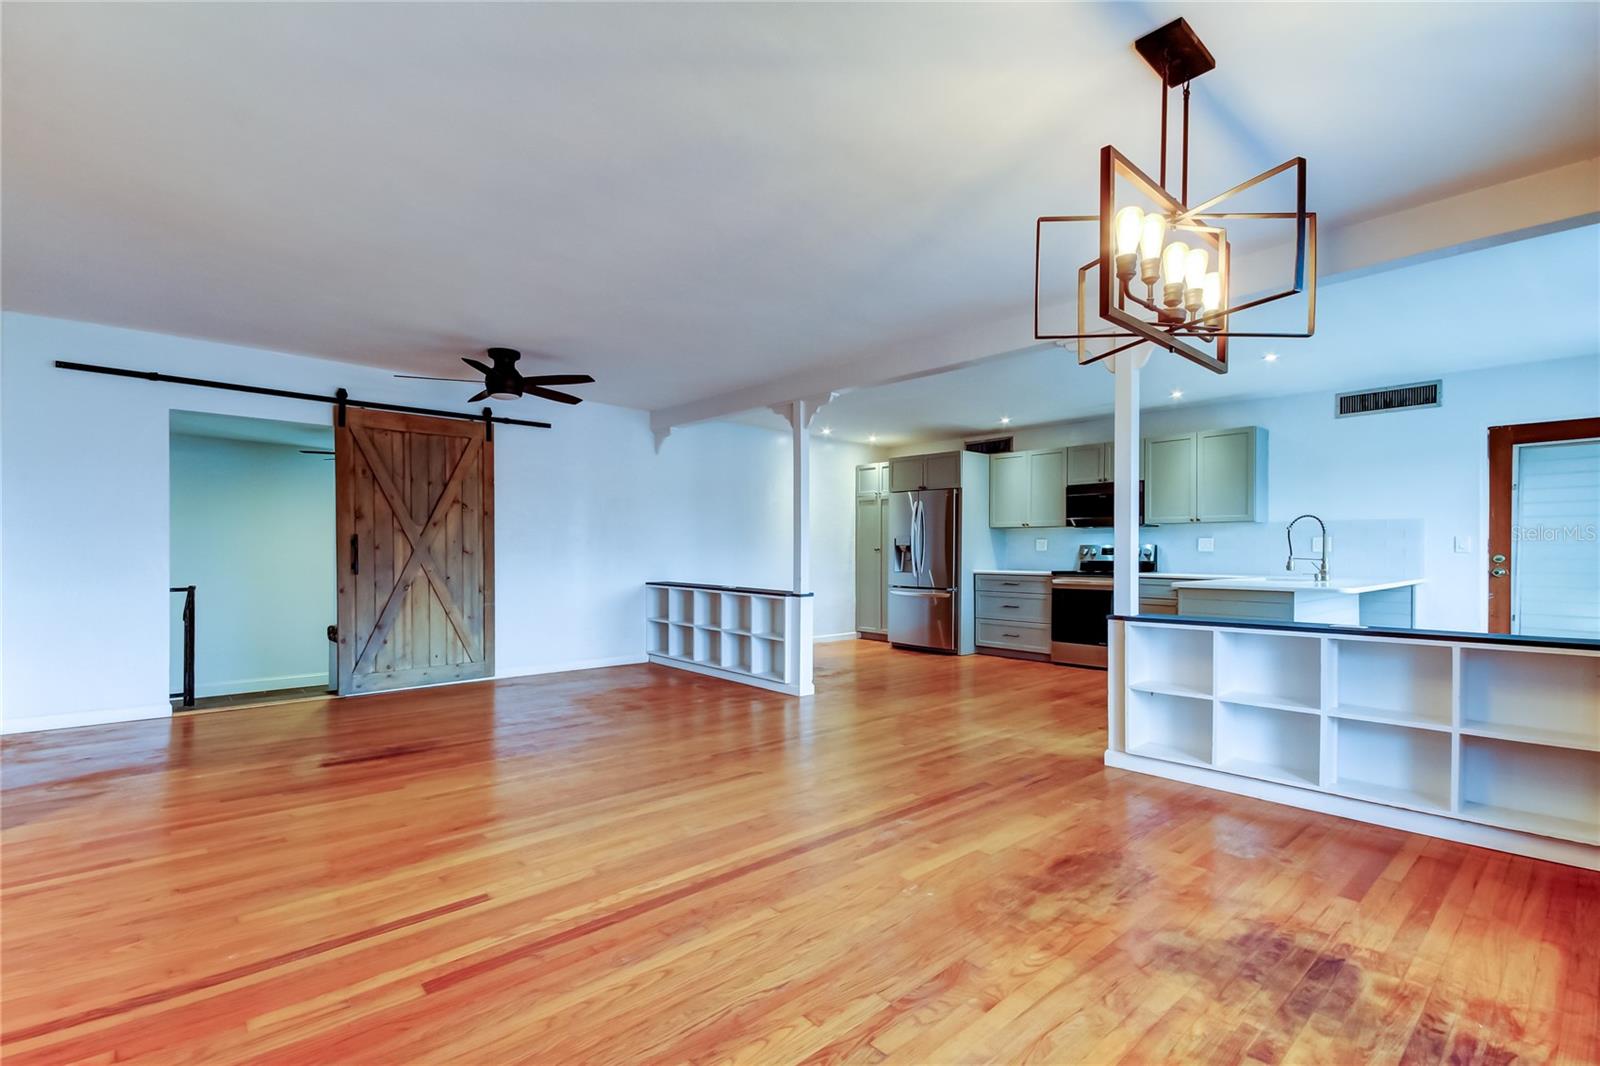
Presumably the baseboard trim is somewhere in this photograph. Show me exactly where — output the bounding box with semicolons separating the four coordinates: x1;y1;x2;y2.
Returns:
2;702;173;736
813;632;858;644
494;654;648;680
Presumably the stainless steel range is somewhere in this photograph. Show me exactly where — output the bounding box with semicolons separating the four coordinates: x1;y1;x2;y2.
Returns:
1050;544;1156;667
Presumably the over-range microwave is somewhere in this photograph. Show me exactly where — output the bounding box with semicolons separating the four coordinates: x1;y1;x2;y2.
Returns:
1063;481;1144;528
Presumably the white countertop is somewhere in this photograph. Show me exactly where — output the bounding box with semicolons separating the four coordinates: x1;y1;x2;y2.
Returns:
973;569;1054;577
1171;576;1426;595
976;569;1251;580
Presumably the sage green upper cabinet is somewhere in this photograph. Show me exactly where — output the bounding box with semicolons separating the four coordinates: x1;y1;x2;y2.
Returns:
1026;449;1066;526
1143;427;1267;524
1066;444;1106;485
888;457;923;493
856;462;886;498
890;452;962;492
1144;434;1199;525
989;453;1029;527
1196;428;1266;522
989;449;1065;528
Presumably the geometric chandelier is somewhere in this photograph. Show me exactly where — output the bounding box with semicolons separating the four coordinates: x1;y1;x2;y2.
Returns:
1034;17;1316;375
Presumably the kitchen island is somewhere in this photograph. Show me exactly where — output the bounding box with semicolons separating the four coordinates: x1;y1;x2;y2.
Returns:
1173;576;1424;627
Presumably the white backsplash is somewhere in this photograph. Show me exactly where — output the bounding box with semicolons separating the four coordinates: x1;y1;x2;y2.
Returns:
996;519;1425;579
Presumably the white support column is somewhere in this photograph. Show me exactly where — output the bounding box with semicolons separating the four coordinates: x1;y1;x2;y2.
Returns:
1112;348;1142;616
791;399;811;593
789;399;815;696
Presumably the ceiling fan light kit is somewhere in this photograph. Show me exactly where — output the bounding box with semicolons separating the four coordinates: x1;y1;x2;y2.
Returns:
1034;17;1317;375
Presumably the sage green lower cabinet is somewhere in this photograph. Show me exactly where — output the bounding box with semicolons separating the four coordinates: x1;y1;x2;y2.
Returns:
973;574;1051;658
1143;427;1267;524
988;449;1065;528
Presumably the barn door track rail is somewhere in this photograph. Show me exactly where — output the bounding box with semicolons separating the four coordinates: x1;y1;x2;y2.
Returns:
54;361;553;431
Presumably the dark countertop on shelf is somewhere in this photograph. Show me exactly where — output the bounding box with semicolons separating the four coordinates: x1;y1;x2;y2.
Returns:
1110;613;1600;653
647;581;812;598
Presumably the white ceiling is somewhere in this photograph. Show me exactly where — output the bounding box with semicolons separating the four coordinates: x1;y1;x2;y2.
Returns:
4;3;1598;413
804;224;1600;445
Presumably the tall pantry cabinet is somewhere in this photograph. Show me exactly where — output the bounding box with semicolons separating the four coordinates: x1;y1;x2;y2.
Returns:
855;462;890;636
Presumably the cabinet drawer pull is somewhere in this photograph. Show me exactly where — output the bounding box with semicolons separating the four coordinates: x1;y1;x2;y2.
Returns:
1001;604;1019;609
1002;632;1021;638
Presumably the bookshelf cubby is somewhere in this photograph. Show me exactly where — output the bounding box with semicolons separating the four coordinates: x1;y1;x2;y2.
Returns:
1114;620;1600;869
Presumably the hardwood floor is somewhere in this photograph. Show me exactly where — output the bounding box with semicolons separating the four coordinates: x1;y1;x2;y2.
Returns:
3;641;1596;1064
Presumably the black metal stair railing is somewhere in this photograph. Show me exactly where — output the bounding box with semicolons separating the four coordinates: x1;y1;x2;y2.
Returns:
169;586;195;707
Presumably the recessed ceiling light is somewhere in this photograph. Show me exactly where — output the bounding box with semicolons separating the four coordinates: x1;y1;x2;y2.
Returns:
1263;352;1279;362
868;434;878;443
821;426;832;435
1000;416;1012;425
1170;389;1184;400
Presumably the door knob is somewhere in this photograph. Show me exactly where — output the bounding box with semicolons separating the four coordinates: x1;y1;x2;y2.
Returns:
1491;553;1506;564
1491;567;1508;578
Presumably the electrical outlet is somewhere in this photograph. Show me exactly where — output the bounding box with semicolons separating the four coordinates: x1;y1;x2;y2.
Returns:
1034;538;1049;552
1311;535;1329;552
1454;535;1473;554
1197;537;1215;553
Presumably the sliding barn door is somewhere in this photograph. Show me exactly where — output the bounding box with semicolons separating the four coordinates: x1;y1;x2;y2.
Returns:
335;409;494;694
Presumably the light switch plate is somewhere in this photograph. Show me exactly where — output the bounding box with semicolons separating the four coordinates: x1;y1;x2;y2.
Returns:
1311;535;1327;552
1197;537;1215;553
1454;536;1473;554
1034;538;1048;552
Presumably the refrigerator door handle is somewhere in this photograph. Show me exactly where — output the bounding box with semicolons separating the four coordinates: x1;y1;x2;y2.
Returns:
915;496;928;573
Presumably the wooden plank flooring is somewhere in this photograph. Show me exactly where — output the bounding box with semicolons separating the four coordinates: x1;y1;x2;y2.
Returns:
3;641;1596;1063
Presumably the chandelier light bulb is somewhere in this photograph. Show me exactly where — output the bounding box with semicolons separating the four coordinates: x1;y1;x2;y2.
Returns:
1161;240;1189;309
1139;213;1167;285
1184;247;1209;289
1114;206;1145;257
1201;271;1222;314
1161;241;1189;285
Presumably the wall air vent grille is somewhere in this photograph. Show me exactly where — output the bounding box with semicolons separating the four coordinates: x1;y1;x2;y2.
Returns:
965;436;1014;454
1335;380;1442;418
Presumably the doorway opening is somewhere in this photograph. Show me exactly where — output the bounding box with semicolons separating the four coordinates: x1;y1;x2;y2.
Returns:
169;411;337;713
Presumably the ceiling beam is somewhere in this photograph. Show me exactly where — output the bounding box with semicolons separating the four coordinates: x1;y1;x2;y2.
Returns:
649;157;1600;432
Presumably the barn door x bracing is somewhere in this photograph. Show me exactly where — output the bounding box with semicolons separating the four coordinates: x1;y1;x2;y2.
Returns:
335;409;494;694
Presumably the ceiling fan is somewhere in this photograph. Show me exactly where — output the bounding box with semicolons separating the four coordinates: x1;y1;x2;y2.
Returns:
396;347;595;405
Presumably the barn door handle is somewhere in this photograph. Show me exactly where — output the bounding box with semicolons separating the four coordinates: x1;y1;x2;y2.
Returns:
350;534;359;574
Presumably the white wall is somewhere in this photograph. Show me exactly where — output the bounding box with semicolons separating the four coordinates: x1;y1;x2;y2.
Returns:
1;312;866;732
169;432;336;696
883;355;1600;632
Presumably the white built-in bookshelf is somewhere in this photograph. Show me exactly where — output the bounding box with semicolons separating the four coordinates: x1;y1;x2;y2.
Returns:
1113;619;1600;869
645;583;812;696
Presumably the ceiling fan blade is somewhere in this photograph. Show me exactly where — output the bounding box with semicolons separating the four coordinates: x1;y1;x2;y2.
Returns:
468;387;493;404
462;357;495;376
524;385;584;406
521;376;598;388
395;374;479;382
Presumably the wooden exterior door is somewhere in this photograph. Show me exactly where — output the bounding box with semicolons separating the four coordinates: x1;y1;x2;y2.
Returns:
335;409;494;694
1487;416;1599;633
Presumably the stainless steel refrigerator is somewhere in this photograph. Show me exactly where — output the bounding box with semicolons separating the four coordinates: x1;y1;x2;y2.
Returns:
888;488;959;652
